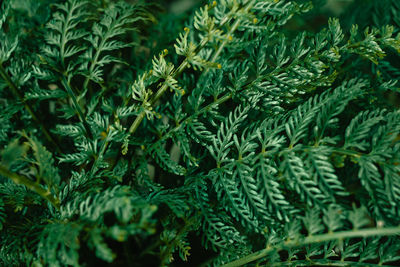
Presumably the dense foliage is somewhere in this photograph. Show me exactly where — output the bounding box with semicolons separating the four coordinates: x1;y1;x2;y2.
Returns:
1;0;400;266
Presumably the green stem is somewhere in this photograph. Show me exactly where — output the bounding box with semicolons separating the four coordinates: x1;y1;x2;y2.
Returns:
0;64;61;153
150;92;232;148
61;77;93;140
333;147;363;157
297;146;364;157
127;1;255;137
0;163;60;210
82;23;112;94
59;6;71;69
221;226;400;267
128;51;192;135
209;0;253;64
271;259;397;267
90;136;110;176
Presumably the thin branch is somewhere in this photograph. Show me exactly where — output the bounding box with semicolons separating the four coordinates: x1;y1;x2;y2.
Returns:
0;64;61;153
149;92;232;149
127;0;255;137
105;1;255;169
271;259;398;267
61;76;93;140
221;226;400;267
0;163;60;210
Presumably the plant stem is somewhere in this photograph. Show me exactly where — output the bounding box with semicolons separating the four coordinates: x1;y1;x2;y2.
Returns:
0;64;61;153
61;77;93;140
0;163;60;210
128;50;192;135
105;1;256;170
82;26;111;95
90;135;111;176
271;259;397;267
209;1;253;64
221;226;400;267
127;1;255;137
150;92;232;148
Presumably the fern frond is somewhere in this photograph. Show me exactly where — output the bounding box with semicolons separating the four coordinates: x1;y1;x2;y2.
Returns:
194;178;247;251
208;105;249;167
344;109;386;151
0;199;5;231
36;222;82;266
1;0;400;266
82;2;147;85
282;152;327;206
41;0;89;74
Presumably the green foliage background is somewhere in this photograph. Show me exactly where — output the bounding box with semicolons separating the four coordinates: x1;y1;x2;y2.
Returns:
1;0;400;266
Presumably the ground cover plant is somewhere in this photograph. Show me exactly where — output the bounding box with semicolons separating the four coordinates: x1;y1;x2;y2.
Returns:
1;0;400;266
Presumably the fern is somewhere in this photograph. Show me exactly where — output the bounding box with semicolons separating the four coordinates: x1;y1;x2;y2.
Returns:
1;0;400;266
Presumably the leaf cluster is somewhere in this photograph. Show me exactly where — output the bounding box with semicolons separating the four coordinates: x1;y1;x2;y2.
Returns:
1;0;400;266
